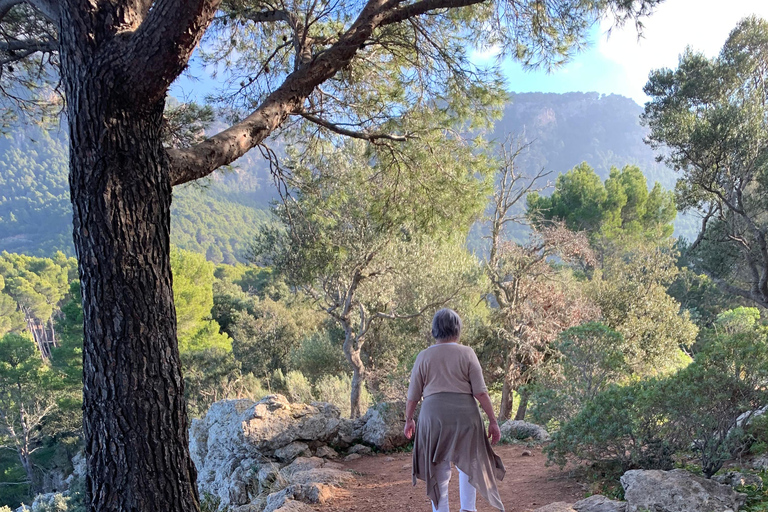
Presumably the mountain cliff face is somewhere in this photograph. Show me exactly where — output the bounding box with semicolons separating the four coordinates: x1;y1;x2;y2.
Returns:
0;92;686;260
495;92;674;188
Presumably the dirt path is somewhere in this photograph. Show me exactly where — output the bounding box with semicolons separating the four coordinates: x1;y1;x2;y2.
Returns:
312;444;584;512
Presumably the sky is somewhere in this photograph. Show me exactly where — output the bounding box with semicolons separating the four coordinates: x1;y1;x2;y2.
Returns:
172;0;768;106
483;0;768;105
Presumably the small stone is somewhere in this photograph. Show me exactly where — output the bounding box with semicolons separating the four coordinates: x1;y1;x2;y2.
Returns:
344;453;362;462
384;456;395;462
522;450;532;456
402;463;411;470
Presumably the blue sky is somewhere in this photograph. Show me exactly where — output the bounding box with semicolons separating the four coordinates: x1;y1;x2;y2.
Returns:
484;0;768;104
172;0;768;106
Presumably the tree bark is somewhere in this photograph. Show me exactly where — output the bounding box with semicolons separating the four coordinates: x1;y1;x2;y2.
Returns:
342;329;366;419
60;43;199;512
514;389;529;421
499;373;514;421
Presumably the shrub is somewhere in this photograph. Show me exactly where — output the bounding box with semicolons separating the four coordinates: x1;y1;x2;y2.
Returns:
531;322;629;425
547;379;675;473
292;331;347;382
315;374;371;418
284;370;314;403
549;327;768;477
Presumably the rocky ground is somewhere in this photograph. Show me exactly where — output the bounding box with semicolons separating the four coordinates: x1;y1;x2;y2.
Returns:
312;444;584;512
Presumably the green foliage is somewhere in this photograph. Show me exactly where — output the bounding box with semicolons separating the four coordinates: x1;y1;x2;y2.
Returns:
171;247;231;353
526;162;676;243
291;331;348;383
531;322;629;425
587;242;697;376
314;374;371;419
547;379;674;473
548;318;768;477
283;371;314;404
643;16;768;306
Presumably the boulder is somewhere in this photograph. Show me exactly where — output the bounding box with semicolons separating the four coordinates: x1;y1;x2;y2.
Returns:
347;444;372;455
359;401;412;451
532;502;576;512
257;462;284;494
751;454;768;470
499;420;550;441
275;442;311;462
279;457;354;487
315;445;339;459
190;396;347;509
621;469;747;512
573;495;627;512
713;471;763;489
263;483;334;512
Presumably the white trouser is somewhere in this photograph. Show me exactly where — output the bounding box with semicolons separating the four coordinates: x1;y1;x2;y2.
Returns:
431;460;477;512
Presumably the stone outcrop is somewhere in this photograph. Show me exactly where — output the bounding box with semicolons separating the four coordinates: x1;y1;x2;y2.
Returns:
189;394;413;510
621;469;747;512
573;495;627;512
359;401;414;451
499;420;550;442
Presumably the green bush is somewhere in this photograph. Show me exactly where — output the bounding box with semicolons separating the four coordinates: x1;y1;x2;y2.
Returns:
547;379;675;473
548;327;768;477
284;370;314;403
315;374;370;418
292;331;347;382
531;322;629;425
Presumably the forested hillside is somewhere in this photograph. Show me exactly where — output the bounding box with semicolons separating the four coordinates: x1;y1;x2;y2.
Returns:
0;124;278;261
0;92;686;259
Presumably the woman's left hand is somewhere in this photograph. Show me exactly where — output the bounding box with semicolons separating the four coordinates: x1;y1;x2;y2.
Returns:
487;422;501;445
404;418;416;439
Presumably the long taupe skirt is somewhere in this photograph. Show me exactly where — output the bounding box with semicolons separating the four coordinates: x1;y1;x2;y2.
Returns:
412;392;506;511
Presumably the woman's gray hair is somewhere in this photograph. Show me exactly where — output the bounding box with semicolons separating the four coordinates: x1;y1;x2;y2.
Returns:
431;308;462;340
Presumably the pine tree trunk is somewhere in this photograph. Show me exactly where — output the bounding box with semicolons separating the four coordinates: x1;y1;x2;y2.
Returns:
60;39;200;512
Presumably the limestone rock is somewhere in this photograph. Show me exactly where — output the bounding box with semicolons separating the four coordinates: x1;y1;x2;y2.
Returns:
751;454;768;470
532;502;576;512
360;401;412;451
315;445;339;459
573;495;627;512
713;470;763;489
189;395;347;509
263;483;334;512
499;420;550;441
257;462;284;493
348;444;372;455
344;453;362;462
275;442;311;462
621;469;747;512
279;456;354;487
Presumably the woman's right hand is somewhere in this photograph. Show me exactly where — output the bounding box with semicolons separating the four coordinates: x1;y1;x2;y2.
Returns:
487;422;501;445
404;418;416;439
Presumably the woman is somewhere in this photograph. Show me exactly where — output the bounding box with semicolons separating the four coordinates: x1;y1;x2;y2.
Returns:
405;308;505;512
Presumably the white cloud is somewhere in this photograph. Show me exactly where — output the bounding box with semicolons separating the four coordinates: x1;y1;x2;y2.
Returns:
597;0;768;102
